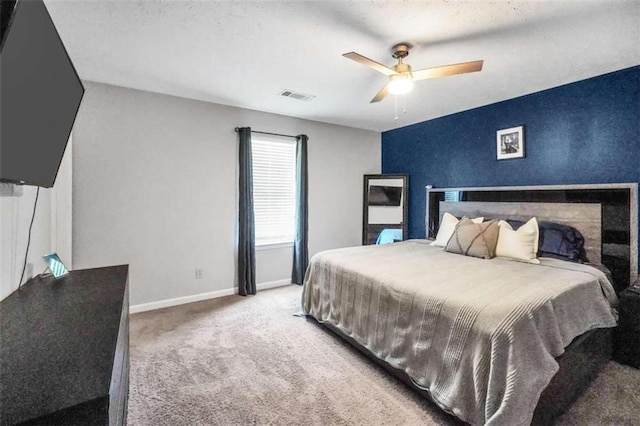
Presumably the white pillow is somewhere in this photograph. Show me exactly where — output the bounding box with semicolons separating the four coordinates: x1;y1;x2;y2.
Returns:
431;212;484;247
495;217;540;264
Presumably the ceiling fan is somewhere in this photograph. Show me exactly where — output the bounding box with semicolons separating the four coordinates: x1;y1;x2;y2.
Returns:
343;43;484;103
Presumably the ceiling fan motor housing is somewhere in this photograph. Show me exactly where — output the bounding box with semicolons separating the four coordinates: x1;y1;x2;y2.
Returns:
391;43;411;59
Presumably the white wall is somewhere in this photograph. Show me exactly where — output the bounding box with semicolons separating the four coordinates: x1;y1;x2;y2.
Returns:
0;185;51;300
73;82;380;307
0;141;73;301
51;138;73;269
256;245;294;285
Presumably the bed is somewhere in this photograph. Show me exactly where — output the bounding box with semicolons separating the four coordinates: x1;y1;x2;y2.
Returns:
302;185;638;425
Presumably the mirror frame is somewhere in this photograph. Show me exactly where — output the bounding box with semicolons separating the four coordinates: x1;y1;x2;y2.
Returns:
362;174;409;245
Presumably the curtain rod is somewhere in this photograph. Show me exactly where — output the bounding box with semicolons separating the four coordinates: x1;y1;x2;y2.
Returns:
234;127;298;139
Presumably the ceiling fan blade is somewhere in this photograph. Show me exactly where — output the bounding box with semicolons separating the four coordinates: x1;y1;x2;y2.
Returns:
370;84;390;103
343;52;396;76
412;60;484;81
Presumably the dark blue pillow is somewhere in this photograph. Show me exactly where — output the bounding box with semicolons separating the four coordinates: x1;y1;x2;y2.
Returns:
505;219;587;263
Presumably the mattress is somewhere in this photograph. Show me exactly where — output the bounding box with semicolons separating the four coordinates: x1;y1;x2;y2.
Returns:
302;240;618;425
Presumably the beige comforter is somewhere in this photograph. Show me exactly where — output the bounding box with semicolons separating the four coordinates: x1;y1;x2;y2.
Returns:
302;240;618;425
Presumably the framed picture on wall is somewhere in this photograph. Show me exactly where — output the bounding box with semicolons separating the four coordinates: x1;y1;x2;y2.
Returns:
496;125;525;160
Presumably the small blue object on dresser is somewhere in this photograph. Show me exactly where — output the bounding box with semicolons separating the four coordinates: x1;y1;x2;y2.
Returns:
43;253;69;278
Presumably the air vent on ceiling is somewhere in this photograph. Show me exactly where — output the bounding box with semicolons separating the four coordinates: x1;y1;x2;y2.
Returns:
278;89;316;101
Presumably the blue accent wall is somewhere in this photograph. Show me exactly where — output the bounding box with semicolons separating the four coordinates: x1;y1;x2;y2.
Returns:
382;66;640;252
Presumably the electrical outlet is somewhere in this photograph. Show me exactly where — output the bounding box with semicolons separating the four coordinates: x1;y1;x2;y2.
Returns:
26;263;34;280
195;268;203;279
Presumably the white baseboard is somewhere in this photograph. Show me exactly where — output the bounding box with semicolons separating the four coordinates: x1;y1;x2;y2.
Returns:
130;279;292;314
257;278;291;291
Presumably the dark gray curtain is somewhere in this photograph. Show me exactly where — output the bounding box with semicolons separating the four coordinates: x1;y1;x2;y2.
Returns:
237;127;256;295
292;134;309;285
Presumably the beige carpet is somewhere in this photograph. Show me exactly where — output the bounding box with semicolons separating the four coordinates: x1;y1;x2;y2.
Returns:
129;285;640;425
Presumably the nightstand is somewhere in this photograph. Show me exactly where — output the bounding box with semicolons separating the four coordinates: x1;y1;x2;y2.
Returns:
615;276;640;368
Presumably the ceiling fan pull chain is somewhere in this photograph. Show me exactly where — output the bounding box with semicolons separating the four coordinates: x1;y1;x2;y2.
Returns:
403;94;407;114
394;95;399;120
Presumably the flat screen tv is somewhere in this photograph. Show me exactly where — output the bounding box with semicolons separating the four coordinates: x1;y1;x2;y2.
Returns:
1;0;84;187
368;185;402;206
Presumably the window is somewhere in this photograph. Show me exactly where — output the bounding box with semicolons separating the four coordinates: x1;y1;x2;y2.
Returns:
252;134;296;246
444;191;461;202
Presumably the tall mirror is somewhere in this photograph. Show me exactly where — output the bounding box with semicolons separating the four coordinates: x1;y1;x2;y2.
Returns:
363;174;409;245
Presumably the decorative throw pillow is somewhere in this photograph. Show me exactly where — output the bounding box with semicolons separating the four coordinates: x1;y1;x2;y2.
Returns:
496;217;540;264
431;212;484;247
506;219;587;262
444;218;499;259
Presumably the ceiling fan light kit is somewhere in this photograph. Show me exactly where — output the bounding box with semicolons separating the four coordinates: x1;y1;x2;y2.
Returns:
387;74;414;95
343;42;484;106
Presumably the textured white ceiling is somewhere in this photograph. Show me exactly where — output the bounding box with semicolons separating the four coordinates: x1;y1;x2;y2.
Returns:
45;0;640;132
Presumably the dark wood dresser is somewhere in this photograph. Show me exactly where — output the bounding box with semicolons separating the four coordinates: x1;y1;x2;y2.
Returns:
0;265;129;425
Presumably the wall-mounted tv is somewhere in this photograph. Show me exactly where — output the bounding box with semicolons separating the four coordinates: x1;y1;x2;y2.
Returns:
1;0;84;188
368;185;402;206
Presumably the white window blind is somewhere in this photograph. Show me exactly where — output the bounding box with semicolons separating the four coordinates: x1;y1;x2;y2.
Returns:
252;134;296;245
444;191;461;202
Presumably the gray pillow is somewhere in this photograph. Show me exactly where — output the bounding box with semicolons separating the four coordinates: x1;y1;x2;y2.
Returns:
445;217;500;259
